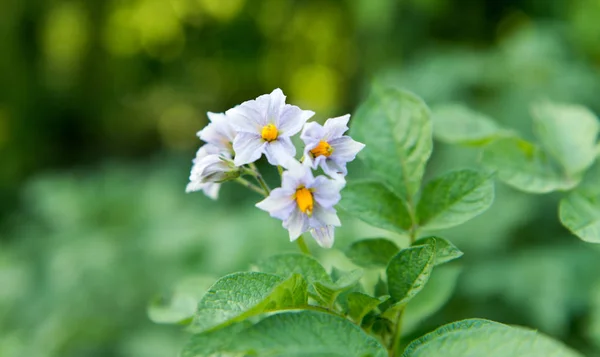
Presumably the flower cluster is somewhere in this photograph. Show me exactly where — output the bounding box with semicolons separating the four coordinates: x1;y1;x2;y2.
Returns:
187;89;364;248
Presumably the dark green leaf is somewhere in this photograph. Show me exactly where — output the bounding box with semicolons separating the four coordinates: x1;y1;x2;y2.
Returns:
386;243;435;305
417;169;495;230
402;318;584;357
346;292;389;324
191;272;307;333
413;236;463;266
352;88;432;201
344;238;400;268
340;181;412;233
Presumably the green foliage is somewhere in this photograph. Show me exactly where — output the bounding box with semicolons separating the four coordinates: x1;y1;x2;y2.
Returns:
481;137;577;193
402;319;584;357
344;238;400;268
413;237;463;266
532;102;599;176
560;192;600;243
191;272;307;333
386;243;435;306
314;269;364;307
340;181;412;233
402;265;461;335
254;253;331;295
346;292;389;324
182;311;388;357
352;88;432;201
417;169;495;230
432;104;506;146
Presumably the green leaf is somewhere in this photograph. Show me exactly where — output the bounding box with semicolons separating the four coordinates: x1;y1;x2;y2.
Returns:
386;243;435;305
314;269;364;307
413;236;463;266
340;181;412;233
148;276;215;325
402;318;584;357
182;311;388;357
191;272;307;333
560;191;600;243
402;265;461;335
344;238;400;268
432;104;506;146
417;169;495;230
481;137;577;193
532;102;599;176
352;88;432;201
346;292;389;324
254;253;331;295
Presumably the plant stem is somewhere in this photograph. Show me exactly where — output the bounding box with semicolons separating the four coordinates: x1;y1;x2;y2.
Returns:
296;235;311;255
234;178;266;196
249;163;271;194
277;165;284;177
388;307;405;357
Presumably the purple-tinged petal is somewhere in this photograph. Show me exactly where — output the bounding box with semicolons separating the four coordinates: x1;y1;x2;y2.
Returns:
321;159;346;177
310;176;343;208
329;136;366;162
310;205;341;227
186;181;220;200
300;121;325;144
323;114;350;140
264;138;296;167
227;105;264;133
256;188;296;220
279;105;314;135
233;132;266;166
267;88;286;124
310;225;335;248
284;208;309;241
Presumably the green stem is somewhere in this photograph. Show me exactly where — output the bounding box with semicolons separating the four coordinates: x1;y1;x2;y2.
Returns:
277;165;284;177
234;178;266;197
388;307;405;357
249;163;271;194
296;235;311;255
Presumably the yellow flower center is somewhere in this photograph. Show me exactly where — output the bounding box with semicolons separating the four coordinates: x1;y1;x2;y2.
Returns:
295;187;314;216
310;140;333;157
261;124;279;142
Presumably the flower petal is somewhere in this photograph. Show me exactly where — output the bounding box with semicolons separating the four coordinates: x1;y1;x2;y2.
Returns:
233;132;266;166
311;176;343;208
256;188;296;220
284;208;309;241
323;114;350;139
264;138;296;167
329;136;366;162
300;121;325;143
227;103;264;133
279;105;314;135
321;158;346;177
310;225;335;248
310;205;341;227
267;88;286;124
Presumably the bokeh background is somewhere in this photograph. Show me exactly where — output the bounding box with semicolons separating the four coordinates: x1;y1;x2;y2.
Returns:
1;0;600;356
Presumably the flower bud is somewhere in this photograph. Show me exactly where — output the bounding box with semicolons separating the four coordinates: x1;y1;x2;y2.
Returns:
199;155;240;183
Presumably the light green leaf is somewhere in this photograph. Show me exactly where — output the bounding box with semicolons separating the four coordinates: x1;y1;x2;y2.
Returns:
148;275;215;325
340;181;412;233
432;104;506;146
346;292;389;324
314;269;363;307
402;265;461;335
344;238;400;268
352;88;432;201
532;102;599;176
254;253;331;296
560;191;600;243
413;236;463;266
183;311;388;357
386;243;435;305
417;169;495;230
191;272;307;333
402;318;584;357
482;137;577;193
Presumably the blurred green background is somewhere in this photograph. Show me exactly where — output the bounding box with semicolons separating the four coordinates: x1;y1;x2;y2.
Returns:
2;0;600;356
